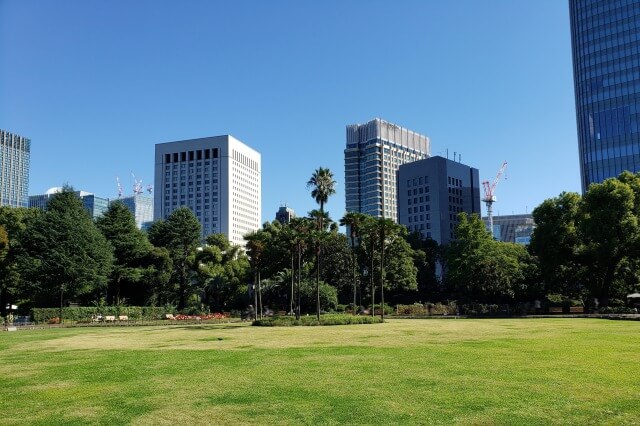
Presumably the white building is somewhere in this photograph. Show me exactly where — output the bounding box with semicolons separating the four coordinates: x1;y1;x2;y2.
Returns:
154;135;261;245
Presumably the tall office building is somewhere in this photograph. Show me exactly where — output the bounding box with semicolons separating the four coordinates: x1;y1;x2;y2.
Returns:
345;118;429;221
154;135;261;245
570;0;640;191
0;130;30;208
29;188;110;219
398;156;481;245
119;194;154;229
482;214;535;244
275;205;296;224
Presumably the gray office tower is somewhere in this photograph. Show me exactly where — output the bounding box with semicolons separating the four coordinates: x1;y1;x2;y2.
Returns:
345;118;429;221
0;130;30;208
120;194;154;230
570;0;640;191
154;135;261;245
398;156;480;245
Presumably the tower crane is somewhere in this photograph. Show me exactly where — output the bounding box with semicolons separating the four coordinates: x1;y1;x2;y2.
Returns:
482;161;508;237
116;177;123;198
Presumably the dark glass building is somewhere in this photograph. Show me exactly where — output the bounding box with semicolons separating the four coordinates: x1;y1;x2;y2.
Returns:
570;0;640;191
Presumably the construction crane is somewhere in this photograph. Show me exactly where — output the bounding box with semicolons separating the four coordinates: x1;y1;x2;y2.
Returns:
482;161;508;237
131;172;143;195
116;177;123;198
146;184;153;194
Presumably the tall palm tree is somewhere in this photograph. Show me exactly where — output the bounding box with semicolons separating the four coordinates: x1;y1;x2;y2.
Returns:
375;218;399;321
340;212;367;313
245;231;266;320
360;215;378;317
290;217;312;319
307;167;336;320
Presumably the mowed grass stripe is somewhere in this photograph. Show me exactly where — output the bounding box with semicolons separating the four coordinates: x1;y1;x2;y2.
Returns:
0;319;638;424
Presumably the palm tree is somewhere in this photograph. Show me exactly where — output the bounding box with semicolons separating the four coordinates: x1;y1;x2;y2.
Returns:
375;218;400;321
340;212;367;313
290;217;312;319
360;215;378;317
245;231;267;319
307;167;336;320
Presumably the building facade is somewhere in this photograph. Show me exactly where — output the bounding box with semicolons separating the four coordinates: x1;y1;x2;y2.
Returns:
0;130;30;208
154;135;261;245
275;205;295;224
29;187;109;219
569;0;640;191
119;194;154;229
482;214;534;244
398;156;481;245
344;118;429;221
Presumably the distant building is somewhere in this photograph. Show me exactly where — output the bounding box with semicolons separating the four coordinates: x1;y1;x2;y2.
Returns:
119;194;154;229
398;156;481;245
482;214;534;244
275;205;295;224
154;135;261;245
29;187;110;219
345;118;429;221
0;130;30;208
570;0;640;191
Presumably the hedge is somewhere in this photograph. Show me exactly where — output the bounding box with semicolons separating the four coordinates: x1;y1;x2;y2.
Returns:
252;314;383;327
31;306;171;323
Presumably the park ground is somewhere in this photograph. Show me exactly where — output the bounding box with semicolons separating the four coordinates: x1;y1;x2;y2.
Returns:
0;318;638;425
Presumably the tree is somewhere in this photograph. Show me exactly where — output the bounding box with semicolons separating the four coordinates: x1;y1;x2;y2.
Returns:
307;167;336;320
148;207;201;310
445;213;532;303
21;187;113;308
340;212;367;311
0;207;42;315
578;178;639;305
529;192;583;298
245;230;268;319
96;201;152;305
406;231;441;303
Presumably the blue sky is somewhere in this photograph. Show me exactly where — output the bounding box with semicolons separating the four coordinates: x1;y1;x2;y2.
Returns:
0;0;578;224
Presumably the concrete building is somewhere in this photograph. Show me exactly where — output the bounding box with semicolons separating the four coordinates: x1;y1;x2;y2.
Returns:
0;130;30;208
154;135;261;245
119;194;154;229
398;156;481;245
570;0;640;191
482;214;534;244
275;205;295;224
344;118;429;221
29;187;110;219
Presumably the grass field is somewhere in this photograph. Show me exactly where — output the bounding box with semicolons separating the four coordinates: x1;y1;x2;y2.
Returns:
0;318;638;425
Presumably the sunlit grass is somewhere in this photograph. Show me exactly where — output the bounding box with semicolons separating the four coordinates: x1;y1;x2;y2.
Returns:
0;319;638;424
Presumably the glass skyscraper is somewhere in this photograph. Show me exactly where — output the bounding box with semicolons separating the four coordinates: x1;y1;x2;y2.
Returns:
570;0;640;191
344;118;429;222
0;130;30;208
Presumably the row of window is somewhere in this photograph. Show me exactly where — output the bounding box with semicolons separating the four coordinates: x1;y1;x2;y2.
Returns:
164;149;219;163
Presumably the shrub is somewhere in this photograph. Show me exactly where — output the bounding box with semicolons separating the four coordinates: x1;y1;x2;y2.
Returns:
32;306;172;323
396;304;427;316
369;304;394;315
252;314;383;327
599;306;636;314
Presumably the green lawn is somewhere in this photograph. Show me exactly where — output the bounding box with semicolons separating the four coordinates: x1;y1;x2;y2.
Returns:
0;318;638;425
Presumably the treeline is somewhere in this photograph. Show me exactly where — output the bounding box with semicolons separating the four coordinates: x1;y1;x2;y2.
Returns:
1;170;638;317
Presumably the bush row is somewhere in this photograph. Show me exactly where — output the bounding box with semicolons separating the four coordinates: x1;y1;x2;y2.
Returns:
31;306;171;323
252;314;383;327
395;303;459;316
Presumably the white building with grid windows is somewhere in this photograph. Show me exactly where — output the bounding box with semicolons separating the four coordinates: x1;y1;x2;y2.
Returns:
154;135;261;245
0;130;30;208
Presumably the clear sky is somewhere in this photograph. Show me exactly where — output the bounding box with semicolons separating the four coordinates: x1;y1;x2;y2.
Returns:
0;0;579;224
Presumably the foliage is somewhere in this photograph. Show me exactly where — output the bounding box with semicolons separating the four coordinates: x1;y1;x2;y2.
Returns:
20;187;113;306
31;306;171;323
96;201;153;305
252;314;382;326
147;207;201;309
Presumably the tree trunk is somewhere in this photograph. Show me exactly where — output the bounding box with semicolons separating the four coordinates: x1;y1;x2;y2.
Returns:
253;272;258;321
316;245;321;321
371;239;375;318
351;233;357;314
290;251;294;315
380;230;385;322
258;270;263;319
296;242;302;320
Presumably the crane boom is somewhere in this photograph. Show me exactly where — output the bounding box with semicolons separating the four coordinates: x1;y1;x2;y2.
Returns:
482;161;508;238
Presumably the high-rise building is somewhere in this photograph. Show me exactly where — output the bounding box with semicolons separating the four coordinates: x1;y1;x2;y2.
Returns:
482;214;534;244
345;118;429;221
154;135;261;245
119;194;154;229
275;205;295;224
29;188;110;219
398;156;481;244
0;130;30;208
569;0;640;191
